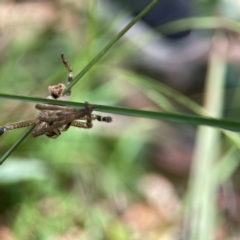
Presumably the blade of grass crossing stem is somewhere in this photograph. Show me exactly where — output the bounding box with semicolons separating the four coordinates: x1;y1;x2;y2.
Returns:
62;0;159;95
0;125;35;165
0;0;159;164
1;93;240;131
185;34;228;240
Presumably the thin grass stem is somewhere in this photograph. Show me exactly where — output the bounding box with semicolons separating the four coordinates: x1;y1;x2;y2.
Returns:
62;0;160;95
0;93;240;131
0;125;35;165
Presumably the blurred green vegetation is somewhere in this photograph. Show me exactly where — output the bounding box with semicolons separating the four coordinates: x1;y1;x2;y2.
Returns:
0;1;163;239
1;0;240;240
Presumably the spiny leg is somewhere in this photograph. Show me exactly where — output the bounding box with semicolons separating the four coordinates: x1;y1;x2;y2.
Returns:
80;102;112;123
61;54;73;84
61;53;73;97
91;114;112;123
71;120;93;129
84;102;97;128
67;102;98;129
77;114;112;123
64;101;98;128
70;114;112;130
0;119;39;136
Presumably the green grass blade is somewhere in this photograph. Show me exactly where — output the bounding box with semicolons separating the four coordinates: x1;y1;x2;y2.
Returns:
62;0;160;95
0;125;35;165
0;93;240;131
214;147;238;184
158;17;240;35
186;34;227;240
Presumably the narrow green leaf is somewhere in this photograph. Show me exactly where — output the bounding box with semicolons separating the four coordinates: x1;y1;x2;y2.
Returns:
158;17;240;35
0;93;240;132
62;0;160;95
186;34;227;240
0;125;35;165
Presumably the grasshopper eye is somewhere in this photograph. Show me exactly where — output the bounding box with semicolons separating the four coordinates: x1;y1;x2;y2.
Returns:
51;92;59;99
